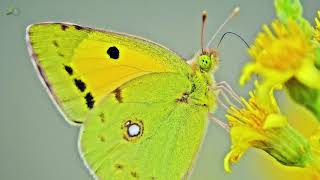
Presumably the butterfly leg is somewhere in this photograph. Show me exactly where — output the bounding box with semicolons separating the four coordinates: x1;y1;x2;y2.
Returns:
208;81;245;132
216;81;239;98
209;113;230;132
214;87;241;110
215;81;243;107
208;88;233;132
213;88;230;110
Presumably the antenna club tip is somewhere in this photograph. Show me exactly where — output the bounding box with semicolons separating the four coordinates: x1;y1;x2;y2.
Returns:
202;10;208;15
233;6;240;16
202;10;208;18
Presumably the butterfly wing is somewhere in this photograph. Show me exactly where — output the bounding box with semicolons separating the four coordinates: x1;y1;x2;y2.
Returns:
26;23;191;125
80;73;209;179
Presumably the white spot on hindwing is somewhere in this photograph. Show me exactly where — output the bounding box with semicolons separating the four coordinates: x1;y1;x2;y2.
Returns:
128;124;140;137
122;119;144;142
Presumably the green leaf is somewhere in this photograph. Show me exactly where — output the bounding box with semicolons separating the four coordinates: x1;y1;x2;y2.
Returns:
285;78;320;121
274;0;313;34
275;0;302;22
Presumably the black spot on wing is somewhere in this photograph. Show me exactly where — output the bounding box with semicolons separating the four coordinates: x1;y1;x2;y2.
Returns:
74;25;83;30
107;46;119;59
53;40;59;47
85;92;95;109
61;24;69;31
131;171;138;178
64;65;73;75
115;164;123;170
99;113;105;123
73;120;83;124
113;88;123;103
98;135;105;142
58;52;65;57
74;79;86;92
176;92;189;103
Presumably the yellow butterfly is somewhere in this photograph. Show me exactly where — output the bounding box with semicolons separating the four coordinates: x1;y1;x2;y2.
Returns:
26;7;239;180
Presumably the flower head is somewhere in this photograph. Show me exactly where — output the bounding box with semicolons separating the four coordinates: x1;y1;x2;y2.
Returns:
224;92;313;173
240;19;320;107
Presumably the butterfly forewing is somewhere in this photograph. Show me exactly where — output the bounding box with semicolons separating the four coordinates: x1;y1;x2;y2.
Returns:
26;23;191;125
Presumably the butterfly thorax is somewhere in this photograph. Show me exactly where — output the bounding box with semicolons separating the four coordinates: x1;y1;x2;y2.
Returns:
185;49;218;111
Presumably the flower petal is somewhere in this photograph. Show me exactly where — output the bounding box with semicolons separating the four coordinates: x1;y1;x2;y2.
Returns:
224;147;246;173
239;63;256;86
263;113;288;129
255;71;292;107
295;60;320;89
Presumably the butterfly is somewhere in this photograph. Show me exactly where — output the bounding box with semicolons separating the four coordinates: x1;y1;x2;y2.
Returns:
26;7;239;180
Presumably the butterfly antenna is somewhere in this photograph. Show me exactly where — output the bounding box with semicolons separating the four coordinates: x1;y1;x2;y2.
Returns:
206;6;240;48
201;11;208;54
217;31;249;48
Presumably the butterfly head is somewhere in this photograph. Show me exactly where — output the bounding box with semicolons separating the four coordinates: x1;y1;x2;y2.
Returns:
196;7;239;72
197;49;219;72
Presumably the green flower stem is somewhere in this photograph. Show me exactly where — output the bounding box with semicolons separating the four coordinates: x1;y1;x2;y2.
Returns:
285;78;320;121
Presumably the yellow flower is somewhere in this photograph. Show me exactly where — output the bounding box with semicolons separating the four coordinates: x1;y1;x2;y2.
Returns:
224;92;312;173
308;129;320;174
240;19;320;107
315;11;320;42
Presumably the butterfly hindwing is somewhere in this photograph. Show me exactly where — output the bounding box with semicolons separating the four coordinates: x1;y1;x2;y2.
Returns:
80;73;209;179
26;23;191;125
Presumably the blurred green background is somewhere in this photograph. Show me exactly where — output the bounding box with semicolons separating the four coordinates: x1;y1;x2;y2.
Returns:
1;0;320;179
